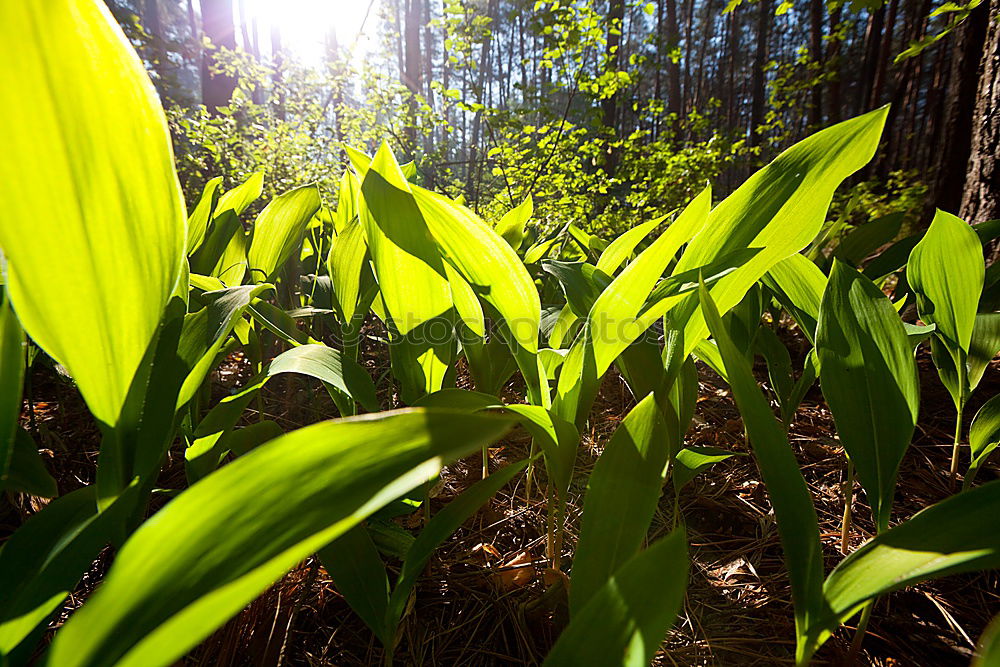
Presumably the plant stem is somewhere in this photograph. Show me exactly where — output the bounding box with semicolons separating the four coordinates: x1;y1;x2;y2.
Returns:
840;458;854;555
949;403;964;481
847;601;874;664
524;440;538;501
482;444;489;479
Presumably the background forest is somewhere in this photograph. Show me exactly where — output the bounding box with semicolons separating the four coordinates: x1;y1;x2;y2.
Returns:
107;0;996;236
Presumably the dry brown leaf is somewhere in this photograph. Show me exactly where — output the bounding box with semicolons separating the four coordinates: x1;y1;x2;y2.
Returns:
492;550;534;590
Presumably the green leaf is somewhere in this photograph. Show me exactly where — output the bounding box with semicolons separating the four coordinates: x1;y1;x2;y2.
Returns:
0;0;186;427
412;182;545;401
247;185;321;282
353;144;454;403
186;176;223;256
0;484;140;654
908;210;984;410
816;261;919;531
570;393;669;615
494;196;533;250
974;612;1000;666
804;480;1000;659
327;217;369;323
674;108;888;358
215;171;264;219
499;405;578;498
763;253;827;343
544;528;688;666
594;218;662;276
968;393;1000;487
319;524;392;645
700;282;825;665
176;284;274;409
970;312;1000;393
672;446;740;493
3;428;57;497
49;409;514;667
589;188;712;373
0;294;24;483
834;212;904;267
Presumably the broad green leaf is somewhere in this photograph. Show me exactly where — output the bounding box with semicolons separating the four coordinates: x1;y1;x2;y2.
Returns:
3;428;56;497
802;480;1000;660
970;312;1000;393
833;212;904;266
334;169;359;234
974;613;1000;666
327;218;369;322
700;283;825;665
672;446;740;493
968;394;1000;486
0;484;139;654
319;525;392;645
354;144;454;402
0;295;24;482
570;393;669;615
595;218;663;275
861;233;921;280
186;176;223;255
247;185;321;282
544;528;688;667
589;187;712;373
523;237;560;264
412;183;545;399
543;260;610;317
908;210;984;413
754;326;795;422
215;171;264;218
816;261;919;531
176;284;274;409
0;0;186;427
498;405;578;498
49;409;514;667
675;108;888;357
494;195;532;250
763;253;827;343
186;343;380;480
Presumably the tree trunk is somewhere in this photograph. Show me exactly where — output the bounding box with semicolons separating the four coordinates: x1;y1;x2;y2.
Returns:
201;0;237;112
857;2;884;115
808;0;823;127
602;0;625;175
961;0;1000;224
825;3;842;123
665;0;682;118
403;0;422;151
749;0;770;147
935;0;989;214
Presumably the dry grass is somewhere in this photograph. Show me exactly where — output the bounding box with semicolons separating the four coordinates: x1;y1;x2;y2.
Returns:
3;325;999;666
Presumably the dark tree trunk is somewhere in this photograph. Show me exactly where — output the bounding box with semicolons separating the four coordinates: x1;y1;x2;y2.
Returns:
749;0;770;146
602;0;625;175
825;3;842;123
935;0;989;214
808;0;823;127
857;2;884;115
961;0;1000;224
665;0;682;118
201;0;237;113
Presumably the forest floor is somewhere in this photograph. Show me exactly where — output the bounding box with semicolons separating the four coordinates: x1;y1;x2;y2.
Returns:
4;323;999;666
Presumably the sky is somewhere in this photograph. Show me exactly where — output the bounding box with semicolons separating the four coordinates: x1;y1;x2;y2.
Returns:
240;0;382;66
